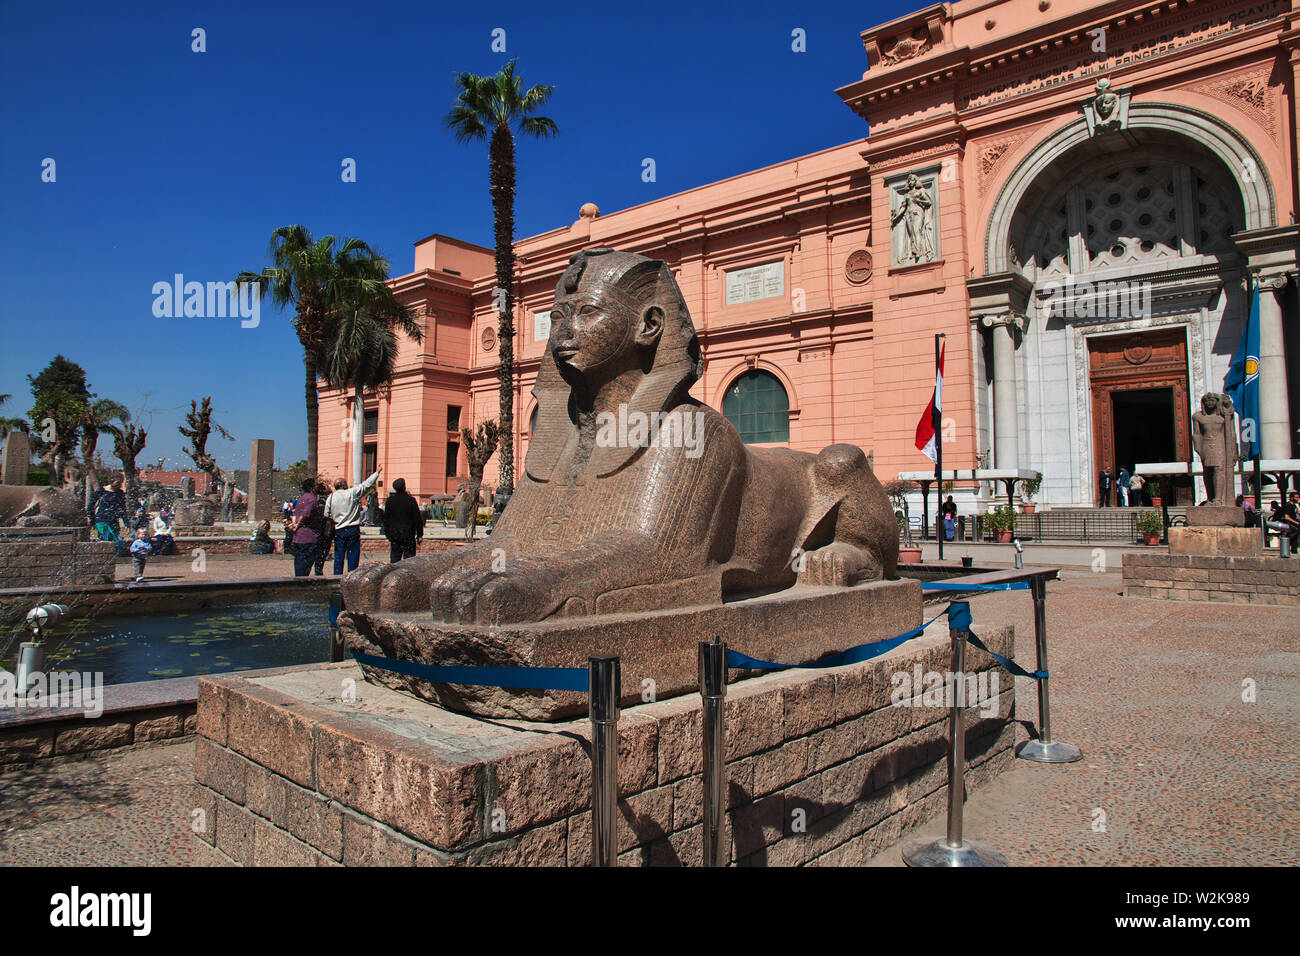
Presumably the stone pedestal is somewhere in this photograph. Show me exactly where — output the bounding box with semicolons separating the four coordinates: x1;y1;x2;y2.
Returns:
340;578;922;721
192;621;1016;867
247;440;275;523
1186;506;1246;528
1123;543;1299;605
2;432;30;485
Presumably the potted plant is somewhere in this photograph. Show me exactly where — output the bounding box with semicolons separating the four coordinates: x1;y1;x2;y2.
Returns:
988;504;1017;542
1137;510;1163;545
1019;472;1043;514
884;479;923;563
1147;479;1163;510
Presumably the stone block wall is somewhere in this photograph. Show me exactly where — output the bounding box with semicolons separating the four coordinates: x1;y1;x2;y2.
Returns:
192;623;1016;866
0;529;115;589
1122;551;1300;605
0;706;196;770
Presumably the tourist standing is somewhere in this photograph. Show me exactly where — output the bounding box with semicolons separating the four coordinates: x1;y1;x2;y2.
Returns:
1117;467;1131;506
1286;491;1300;553
1129;472;1145;506
381;477;423;562
1098;467;1112;507
89;477;129;549
941;495;957;541
288;478;325;576
325;466;382;574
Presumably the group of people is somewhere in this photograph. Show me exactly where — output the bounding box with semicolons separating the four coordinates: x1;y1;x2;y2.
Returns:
279;467;428;577
1098;467;1148;507
87;476;177;580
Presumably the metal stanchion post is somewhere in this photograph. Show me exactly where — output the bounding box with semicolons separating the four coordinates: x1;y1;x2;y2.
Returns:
328;591;346;663
1016;575;1082;763
903;604;1007;867
699;639;727;867
589;655;620;867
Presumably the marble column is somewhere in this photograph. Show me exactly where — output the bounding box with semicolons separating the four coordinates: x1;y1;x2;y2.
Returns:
983;314;1021;470
1257;275;1293;460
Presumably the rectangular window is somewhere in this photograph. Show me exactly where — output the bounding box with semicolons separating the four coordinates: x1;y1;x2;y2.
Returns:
363;444;377;476
724;261;784;306
445;442;459;478
446;405;462;433
363;409;378;436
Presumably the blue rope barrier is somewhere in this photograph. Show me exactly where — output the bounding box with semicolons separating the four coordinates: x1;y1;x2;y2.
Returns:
963;630;1047;680
351;651;590;692
726;607;951;671
921;580;1032;591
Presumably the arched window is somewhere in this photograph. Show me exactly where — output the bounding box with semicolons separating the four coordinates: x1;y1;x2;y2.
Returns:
723;370;789;444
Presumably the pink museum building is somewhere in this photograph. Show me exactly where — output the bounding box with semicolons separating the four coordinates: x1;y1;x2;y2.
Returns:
319;0;1300;508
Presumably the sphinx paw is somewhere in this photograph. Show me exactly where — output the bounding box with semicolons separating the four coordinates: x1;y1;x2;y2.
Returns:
798;541;873;587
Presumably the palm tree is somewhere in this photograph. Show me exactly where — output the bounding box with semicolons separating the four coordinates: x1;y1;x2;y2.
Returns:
446;59;558;497
237;226;407;477
79;399;130;511
317;288;422;484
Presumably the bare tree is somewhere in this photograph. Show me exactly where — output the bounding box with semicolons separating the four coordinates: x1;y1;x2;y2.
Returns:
180;397;236;517
461;421;499;541
109;424;148;503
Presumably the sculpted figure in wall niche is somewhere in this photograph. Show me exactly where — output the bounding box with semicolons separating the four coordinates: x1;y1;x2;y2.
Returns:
344;247;899;624
891;174;935;264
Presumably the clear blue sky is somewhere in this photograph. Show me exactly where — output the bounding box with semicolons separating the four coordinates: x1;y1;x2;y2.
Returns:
0;0;911;471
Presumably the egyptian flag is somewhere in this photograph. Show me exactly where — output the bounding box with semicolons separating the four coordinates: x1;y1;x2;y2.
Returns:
915;342;945;463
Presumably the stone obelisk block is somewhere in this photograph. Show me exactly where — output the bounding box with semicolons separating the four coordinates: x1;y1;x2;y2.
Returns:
248;439;275;522
2;431;30;485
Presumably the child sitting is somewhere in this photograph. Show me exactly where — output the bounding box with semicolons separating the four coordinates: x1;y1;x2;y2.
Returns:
130;528;152;582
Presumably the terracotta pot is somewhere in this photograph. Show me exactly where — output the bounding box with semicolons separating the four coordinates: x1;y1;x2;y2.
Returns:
1151;497;1163;509
995;530;1014;543
898;547;923;564
1142;531;1161;545
1020;503;1036;514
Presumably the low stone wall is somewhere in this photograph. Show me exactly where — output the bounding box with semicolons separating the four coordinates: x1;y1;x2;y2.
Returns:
1122;551;1300;605
192;623;1016;866
159;536;468;556
0;676;198;770
0;528;115;589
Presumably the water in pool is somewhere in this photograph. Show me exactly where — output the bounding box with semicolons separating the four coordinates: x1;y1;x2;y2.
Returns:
10;601;332;685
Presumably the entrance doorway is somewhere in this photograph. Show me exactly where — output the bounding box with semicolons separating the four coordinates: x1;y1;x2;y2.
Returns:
1088;329;1192;504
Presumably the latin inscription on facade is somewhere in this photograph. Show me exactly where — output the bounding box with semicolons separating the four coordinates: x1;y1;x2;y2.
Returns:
725;261;785;306
958;0;1285;111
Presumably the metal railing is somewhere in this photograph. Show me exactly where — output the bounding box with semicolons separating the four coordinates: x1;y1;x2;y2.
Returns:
902;509;1173;543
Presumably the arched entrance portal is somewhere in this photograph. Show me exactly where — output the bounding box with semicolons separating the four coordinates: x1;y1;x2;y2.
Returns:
974;103;1274;505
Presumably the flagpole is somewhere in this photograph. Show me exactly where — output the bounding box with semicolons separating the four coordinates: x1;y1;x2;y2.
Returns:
935;333;945;561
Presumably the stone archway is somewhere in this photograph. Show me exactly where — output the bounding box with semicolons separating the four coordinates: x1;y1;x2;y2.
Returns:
973;102;1272;505
985;103;1277;274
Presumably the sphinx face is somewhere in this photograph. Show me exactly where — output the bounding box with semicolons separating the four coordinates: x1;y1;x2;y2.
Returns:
549;293;636;384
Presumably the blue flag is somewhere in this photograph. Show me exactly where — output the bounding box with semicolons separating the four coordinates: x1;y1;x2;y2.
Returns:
1223;283;1260;458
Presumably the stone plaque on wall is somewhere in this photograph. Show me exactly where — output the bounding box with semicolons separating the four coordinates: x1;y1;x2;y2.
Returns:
725;261;784;306
887;169;940;267
534;310;551;342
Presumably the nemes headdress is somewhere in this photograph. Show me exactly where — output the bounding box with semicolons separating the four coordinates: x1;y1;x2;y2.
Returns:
525;248;702;480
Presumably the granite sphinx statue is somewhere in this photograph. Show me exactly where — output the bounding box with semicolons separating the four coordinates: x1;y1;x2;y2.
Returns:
343;248;898;625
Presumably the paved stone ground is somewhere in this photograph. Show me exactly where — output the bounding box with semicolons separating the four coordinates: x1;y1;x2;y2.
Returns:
1;568;1295;866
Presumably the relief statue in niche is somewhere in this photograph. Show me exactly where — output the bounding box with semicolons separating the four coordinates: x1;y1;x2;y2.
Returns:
890;173;936;265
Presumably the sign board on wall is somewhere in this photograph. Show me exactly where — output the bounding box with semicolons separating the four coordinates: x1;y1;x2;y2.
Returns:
534;310;551;342
725;261;785;306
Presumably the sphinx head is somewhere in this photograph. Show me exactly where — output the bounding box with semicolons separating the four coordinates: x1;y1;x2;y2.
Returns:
548;248;696;392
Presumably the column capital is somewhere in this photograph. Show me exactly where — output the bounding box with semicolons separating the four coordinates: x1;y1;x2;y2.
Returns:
980;313;1026;332
1256;272;1294;292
